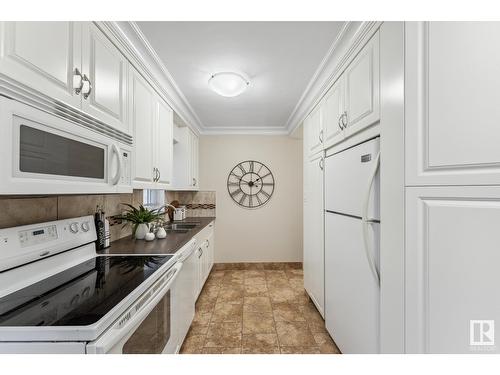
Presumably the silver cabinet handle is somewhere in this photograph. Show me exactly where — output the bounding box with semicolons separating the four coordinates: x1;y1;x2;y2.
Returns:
82;74;92;100
342;111;348;127
319;156;324;170
73;68;84;95
193;177;197;186
157;168;161;182
198;247;203;258
319;129;324;143
338;115;344;130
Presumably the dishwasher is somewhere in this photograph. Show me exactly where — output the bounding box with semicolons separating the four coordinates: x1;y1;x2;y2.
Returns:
174;239;198;351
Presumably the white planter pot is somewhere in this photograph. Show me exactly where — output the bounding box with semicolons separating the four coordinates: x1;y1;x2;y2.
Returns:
135;223;149;240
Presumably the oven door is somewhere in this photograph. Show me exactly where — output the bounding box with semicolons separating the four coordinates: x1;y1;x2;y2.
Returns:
0;96;131;194
86;263;182;354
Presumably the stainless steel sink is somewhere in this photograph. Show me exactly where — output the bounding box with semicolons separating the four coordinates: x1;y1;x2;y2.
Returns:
165;229;189;234
165;223;198;230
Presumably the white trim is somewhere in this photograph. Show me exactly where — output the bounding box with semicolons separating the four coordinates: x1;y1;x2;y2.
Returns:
200;126;289;136
100;21;382;136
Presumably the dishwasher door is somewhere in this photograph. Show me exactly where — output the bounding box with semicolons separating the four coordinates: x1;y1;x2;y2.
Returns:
175;245;197;348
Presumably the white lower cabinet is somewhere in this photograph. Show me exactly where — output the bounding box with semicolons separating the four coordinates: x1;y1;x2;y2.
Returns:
303;152;325;317
193;222;215;299
405;186;500;353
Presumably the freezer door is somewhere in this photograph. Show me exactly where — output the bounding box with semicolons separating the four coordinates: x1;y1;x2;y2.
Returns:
325;137;380;219
325;212;380;353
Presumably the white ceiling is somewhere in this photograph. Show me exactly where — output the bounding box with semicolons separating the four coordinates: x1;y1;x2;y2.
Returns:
136;21;345;134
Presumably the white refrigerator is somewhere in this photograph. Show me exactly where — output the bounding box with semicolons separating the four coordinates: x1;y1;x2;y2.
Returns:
324;137;380;354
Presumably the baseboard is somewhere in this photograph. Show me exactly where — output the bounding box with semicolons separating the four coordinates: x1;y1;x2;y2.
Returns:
213;262;302;271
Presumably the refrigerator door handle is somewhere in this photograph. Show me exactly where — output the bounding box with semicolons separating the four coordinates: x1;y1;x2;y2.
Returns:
362;150;381;286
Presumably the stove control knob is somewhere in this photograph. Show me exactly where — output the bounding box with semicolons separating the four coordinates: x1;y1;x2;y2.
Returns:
69;222;79;234
81;222;90;232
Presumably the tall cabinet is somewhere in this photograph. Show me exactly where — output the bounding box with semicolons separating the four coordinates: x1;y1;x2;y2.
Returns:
404;22;500;353
303;151;325;316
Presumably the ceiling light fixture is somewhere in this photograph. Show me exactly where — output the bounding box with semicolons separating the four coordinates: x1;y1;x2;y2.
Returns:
208;72;249;97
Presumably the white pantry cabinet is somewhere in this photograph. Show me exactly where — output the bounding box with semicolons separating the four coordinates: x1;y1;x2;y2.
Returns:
405;22;500;186
173;124;199;190
130;67;173;189
0;22;130;135
405;186;500;354
0;22;82;108
303;152;325;317
81;22;129;134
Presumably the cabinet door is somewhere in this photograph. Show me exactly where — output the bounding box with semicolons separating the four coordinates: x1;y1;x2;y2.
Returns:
81;23;129;134
206;230;214;275
321;76;344;149
156;98;173;187
0;21;82;108
344;31;380;137
406;22;500;186
306;106;323;156
190;130;199;189
406;186;500;353
303;153;325;316
130;68;155;186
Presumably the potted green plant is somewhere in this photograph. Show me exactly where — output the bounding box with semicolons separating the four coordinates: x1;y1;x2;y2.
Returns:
116;204;164;240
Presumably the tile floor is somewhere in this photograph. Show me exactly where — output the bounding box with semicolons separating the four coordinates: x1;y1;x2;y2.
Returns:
180;266;341;354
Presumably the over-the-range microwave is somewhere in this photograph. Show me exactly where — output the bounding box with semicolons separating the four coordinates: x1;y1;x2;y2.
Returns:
0;96;132;195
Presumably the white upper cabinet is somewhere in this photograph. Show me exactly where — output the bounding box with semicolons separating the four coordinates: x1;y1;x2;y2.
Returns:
343;31;380;137
306;106;323;157
81;23;129;134
190;130;199;188
406;22;500;186
156;99;173;187
130;66;174;189
321;76;344;149
172;125;199;190
0;22;82;108
304;30;380;153
130;68;155;186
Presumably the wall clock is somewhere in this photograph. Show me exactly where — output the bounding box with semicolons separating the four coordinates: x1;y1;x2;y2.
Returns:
227;160;275;208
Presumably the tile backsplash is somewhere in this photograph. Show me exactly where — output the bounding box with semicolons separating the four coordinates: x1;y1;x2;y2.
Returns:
166;191;216;217
0;189;216;241
0;190;143;241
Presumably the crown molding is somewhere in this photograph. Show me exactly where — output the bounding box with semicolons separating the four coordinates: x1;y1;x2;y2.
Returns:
286;21;383;135
99;21;382;137
97;21;204;135
200;126;289;136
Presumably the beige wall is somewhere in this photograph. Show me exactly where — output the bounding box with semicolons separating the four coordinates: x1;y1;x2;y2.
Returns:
199;135;303;263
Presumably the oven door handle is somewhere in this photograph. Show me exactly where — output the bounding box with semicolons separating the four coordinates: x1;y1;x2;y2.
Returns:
86;262;182;354
110;144;122;186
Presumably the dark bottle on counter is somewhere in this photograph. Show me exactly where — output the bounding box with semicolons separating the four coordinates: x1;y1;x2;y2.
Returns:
94;205;110;250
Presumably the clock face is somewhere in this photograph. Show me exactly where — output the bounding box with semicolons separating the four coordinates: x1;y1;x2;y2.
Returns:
227;160;275;209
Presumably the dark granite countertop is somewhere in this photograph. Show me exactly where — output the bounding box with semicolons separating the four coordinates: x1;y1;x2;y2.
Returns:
98;217;215;256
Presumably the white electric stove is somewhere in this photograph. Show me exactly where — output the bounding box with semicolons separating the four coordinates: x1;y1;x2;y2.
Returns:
0;216;193;354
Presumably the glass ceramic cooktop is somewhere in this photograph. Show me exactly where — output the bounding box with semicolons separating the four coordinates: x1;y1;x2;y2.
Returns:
0;255;174;327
